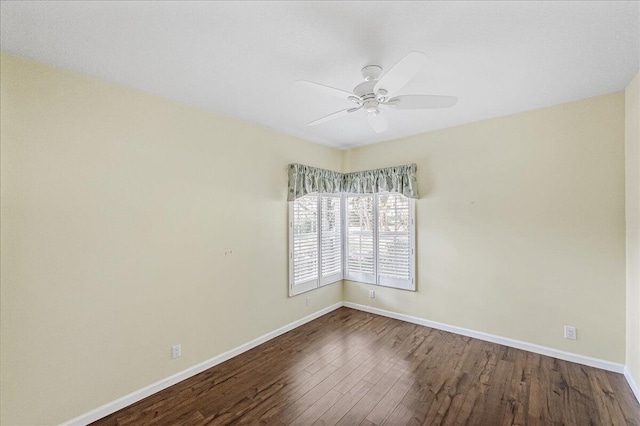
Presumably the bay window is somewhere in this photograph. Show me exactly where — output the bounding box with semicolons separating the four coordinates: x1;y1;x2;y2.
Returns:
289;192;415;296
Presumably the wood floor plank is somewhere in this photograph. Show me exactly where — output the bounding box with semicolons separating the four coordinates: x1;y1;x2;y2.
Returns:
305;345;352;375
334;322;419;394
90;308;640;426
277;350;373;424
236;361;340;424
365;370;414;425
450;339;500;425
557;361;601;426
527;353;551;426
381;394;426;426
289;389;343;426
335;359;407;426
268;317;399;424
312;380;373;426
418;335;478;425
606;370;640;426
589;367;630;425
500;349;532;426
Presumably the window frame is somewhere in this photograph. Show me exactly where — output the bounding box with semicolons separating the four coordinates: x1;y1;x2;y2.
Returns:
319;193;343;287
344;193;377;285
288;193;344;296
289;192;415;297
345;192;416;291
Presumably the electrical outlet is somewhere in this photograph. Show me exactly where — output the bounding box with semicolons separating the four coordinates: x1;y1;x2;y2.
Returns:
564;326;576;340
172;344;182;359
369;290;375;299
306;297;311;306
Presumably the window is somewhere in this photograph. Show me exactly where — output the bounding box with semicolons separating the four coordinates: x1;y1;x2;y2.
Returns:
345;195;375;284
289;194;343;296
290;195;319;295
320;195;342;285
346;193;415;291
376;193;415;290
289;192;415;296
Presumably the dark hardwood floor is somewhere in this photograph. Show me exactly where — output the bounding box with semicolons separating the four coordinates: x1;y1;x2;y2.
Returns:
92;307;640;425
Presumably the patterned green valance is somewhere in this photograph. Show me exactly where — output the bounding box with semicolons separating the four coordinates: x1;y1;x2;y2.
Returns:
287;164;344;201
343;164;418;199
287;163;418;201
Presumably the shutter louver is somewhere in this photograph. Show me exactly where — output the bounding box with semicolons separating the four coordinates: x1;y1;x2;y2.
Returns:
320;195;342;284
378;193;413;289
346;195;376;284
292;195;318;290
378;194;410;279
290;191;415;296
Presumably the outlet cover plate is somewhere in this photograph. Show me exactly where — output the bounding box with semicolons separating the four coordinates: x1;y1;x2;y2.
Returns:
564;326;577;340
172;344;182;359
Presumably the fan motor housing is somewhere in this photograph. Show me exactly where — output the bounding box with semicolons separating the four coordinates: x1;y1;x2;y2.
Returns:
354;80;387;113
355;84;379;112
354;80;377;98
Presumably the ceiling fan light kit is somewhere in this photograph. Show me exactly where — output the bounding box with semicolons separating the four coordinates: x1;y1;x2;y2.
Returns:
297;51;458;134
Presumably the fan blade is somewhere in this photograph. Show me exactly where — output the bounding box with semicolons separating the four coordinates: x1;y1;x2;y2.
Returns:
374;51;428;97
296;80;355;101
307;106;362;126
367;110;388;133
384;95;458;109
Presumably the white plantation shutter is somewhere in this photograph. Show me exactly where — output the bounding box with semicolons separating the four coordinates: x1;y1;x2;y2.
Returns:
289;195;319;295
290;192;414;296
346;194;376;284
377;193;415;290
289;194;344;296
320;195;342;285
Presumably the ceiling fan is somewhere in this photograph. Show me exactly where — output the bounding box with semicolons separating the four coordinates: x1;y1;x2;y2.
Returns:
297;51;457;133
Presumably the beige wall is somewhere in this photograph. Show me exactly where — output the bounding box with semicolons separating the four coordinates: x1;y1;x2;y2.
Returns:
343;92;626;364
0;53;632;425
0;54;343;425
626;71;640;387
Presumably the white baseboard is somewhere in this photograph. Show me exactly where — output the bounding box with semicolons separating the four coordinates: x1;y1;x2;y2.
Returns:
61;300;636;425
60;302;343;426
342;302;626;374
624;366;640;404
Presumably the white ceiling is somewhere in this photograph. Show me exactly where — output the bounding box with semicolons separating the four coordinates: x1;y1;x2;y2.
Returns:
1;1;638;148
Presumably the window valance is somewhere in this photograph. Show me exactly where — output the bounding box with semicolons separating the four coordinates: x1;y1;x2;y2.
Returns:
287;164;344;201
343;164;418;199
287;163;419;201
